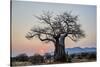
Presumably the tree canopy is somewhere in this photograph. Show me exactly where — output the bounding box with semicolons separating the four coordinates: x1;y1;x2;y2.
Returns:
26;11;85;44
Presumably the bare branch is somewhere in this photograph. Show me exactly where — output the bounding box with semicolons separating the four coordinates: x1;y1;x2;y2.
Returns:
68;35;77;42
26;11;85;43
25;32;37;40
35;12;57;36
30;27;54;36
37;34;56;44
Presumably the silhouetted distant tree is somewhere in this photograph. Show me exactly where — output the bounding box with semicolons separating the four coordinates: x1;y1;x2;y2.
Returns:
44;53;51;59
26;11;85;62
86;52;96;60
44;53;52;63
15;53;28;62
30;54;44;64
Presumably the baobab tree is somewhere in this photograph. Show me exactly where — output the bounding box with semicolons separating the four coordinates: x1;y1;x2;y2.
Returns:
26;11;85;62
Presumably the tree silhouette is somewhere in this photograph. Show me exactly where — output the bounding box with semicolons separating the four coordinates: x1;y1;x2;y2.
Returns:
44;53;52;63
26;11;85;62
30;54;44;64
15;53;28;62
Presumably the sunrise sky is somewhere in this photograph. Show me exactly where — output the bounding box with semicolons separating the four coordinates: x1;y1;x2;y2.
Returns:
12;1;96;57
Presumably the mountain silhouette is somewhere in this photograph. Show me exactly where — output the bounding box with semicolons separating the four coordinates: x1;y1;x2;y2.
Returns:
65;47;96;54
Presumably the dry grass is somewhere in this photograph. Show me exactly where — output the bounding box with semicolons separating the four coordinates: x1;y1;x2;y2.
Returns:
11;61;32;66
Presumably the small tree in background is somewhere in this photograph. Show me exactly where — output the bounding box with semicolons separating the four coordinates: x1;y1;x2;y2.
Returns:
44;53;52;63
30;54;44;64
15;53;28;62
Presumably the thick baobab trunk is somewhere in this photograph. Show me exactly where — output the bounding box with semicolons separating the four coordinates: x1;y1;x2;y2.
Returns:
54;34;67;62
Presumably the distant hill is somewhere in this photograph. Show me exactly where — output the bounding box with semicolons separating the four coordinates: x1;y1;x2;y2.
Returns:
65;47;96;54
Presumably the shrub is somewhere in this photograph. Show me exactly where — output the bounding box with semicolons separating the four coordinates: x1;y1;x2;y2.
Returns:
29;54;44;64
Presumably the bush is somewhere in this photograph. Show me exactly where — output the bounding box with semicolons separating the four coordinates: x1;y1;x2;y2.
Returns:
29;54;44;64
66;51;72;63
12;53;29;62
86;52;96;59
